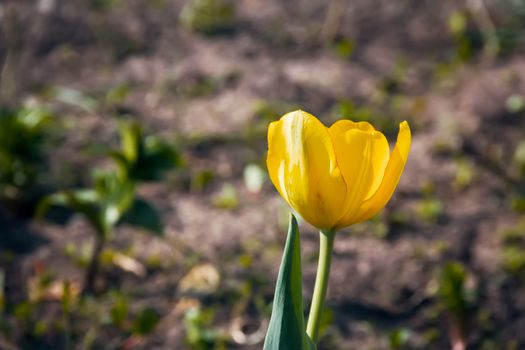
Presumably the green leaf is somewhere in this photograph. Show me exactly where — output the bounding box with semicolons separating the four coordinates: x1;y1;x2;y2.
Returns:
389;328;410;349
133;307;160;335
37;172;136;237
37;190;105;235
120;197;163;235
111;120;181;182
439;262;467;316
0;107;54;201
110;293;129;328
118;120;141;164
107;150;131;178
92;171;135;232
264;215;316;350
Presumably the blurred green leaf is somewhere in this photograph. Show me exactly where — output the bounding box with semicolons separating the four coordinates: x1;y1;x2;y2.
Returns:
37;190;104;235
439;263;468;314
119;120;141;164
61;280;72;314
415;198;444;223
513;140;525;177
389;329;410;350
447;10;483;62
110;294;129;328
449;11;467;35
503;246;525;274
192;170;215;192
133;307;160;335
184;307;225;349
180;0;235;35
110;120;182;182
120;197;163;235
331;38;355;59
93;171;136;230
438;262;471;345
501;222;525;276
511;196;525;214
90;0;120;11
454;158;475;189
211;183;239;209
0;107;53;202
105;83;130;106
38;172;136;236
506;95;525;114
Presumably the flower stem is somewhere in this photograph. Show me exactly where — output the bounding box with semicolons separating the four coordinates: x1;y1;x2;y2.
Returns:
306;229;336;342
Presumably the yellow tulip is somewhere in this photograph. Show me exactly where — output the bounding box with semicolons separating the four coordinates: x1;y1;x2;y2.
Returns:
267;110;411;230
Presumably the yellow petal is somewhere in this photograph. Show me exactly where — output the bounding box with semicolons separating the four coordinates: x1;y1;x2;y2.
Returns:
353;121;411;223
329;120;390;228
267;110;347;229
267;121;290;203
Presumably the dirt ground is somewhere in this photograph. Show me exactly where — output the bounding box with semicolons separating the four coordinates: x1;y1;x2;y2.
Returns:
1;0;525;349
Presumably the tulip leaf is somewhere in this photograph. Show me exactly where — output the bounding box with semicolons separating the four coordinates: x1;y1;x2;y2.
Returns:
263;215;316;350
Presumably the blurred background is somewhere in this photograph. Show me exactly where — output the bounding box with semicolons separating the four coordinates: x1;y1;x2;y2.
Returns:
1;0;525;349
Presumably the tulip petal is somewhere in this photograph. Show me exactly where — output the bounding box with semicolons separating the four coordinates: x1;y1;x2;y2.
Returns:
354;121;411;223
329;120;390;227
267;110;347;229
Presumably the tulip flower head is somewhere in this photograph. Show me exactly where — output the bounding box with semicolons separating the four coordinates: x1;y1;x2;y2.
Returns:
267;110;411;230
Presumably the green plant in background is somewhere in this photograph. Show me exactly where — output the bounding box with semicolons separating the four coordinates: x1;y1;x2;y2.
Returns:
38;120;179;293
80;292;160;343
448;10;481;63
184;307;227;350
414;181;445;224
453;157;475;190
506;94;525;115
37;171;161;293
513;140;525;179
448;2;525;63
501;222;525;279
133;307;161;336
388;329;410;350
0;107;54;209
415;198;444;224
89;0;121;12
331;38;355;60
109;120;182;182
438;262;474;350
180;0;235;35
211;183;239;210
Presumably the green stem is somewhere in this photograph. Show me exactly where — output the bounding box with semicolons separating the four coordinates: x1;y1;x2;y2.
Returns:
306;229;336;342
83;233;106;295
